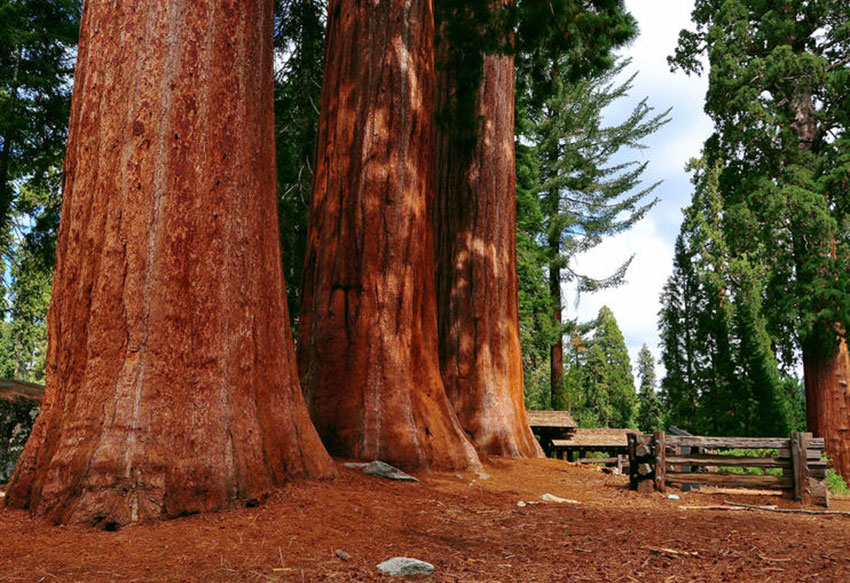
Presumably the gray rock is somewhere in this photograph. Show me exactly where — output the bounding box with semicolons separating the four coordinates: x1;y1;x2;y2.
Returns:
363;461;418;482
376;557;434;578
343;462;369;469
335;549;351;561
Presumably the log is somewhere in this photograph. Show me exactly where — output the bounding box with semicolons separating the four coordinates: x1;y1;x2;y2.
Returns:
668;436;825;449
635;445;651;457
654;431;666;494
724;501;844;515
637;463;653;476
577;457;620;465
778;448;823;460
790;432;809;504
627;433;638;490
665;472;792;490
665;455;790;469
666;436;791;449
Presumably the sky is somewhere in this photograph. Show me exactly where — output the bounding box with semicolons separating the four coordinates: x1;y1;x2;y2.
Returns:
563;0;713;379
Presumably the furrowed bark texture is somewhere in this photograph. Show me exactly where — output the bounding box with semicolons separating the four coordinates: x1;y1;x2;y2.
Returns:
804;338;850;480
297;0;480;471
5;0;334;527
434;2;540;458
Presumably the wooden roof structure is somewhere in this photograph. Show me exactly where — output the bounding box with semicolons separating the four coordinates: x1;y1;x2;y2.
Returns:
526;410;577;429
552;428;636;448
0;378;44;402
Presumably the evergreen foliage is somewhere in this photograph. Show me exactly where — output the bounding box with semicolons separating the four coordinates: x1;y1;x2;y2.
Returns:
0;0;79;382
659;158;805;436
636;344;664;432
516;56;669;405
671;0;850;369
561;306;636;428
273;0;325;328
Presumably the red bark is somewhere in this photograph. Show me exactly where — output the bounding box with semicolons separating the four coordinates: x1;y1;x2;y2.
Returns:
549;241;564;410
804;338;850;480
5;0;334;527
297;0;480;471
434;4;541;458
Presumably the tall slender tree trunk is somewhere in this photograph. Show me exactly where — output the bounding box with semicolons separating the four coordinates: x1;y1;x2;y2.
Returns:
549;242;564;411
5;0;335;528
433;2;540;458
297;0;479;471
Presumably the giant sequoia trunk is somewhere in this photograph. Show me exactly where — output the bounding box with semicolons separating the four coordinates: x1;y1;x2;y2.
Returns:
804;337;850;479
434;9;540;458
5;0;335;527
297;0;479;471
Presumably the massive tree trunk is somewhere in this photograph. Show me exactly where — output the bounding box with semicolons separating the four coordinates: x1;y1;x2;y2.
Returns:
5;0;335;527
434;13;540;457
803;338;850;479
297;0;479;471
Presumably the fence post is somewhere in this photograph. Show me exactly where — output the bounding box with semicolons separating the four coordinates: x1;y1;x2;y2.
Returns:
654;431;666;493
799;432;812;506
790;432;805;503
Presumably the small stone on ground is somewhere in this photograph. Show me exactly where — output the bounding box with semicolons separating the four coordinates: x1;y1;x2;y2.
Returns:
335;549;351;561
376;557;434;578
541;493;580;504
363;461;418;482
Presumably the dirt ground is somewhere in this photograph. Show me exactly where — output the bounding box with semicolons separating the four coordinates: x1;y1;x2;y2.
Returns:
2;457;850;582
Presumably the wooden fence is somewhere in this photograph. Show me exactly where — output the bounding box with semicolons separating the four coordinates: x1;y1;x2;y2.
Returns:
628;431;829;507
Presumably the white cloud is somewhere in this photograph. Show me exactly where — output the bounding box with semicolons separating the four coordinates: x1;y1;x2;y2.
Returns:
563;217;674;374
558;0;713;381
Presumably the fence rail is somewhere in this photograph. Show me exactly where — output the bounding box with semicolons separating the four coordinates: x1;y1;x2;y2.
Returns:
628;431;829;507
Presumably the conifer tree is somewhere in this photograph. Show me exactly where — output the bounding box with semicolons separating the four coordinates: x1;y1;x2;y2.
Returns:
636;344;664;433
297;0;480;470
0;1;80;381
6;0;335;526
273;0;325;325
660;158;804;436
672;1;850;472
516;57;668;406
567;306;636;428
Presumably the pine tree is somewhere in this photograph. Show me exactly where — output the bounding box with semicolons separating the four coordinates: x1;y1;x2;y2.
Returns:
636;344;664;433
0;0;80;380
273;0;325;327
516;57;669;406
568;307;636;428
672;1;850;471
659;158;804;437
0;0;79;249
659;234;701;432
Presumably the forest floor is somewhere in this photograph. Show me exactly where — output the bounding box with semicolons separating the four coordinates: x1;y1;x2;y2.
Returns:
2;457;850;582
